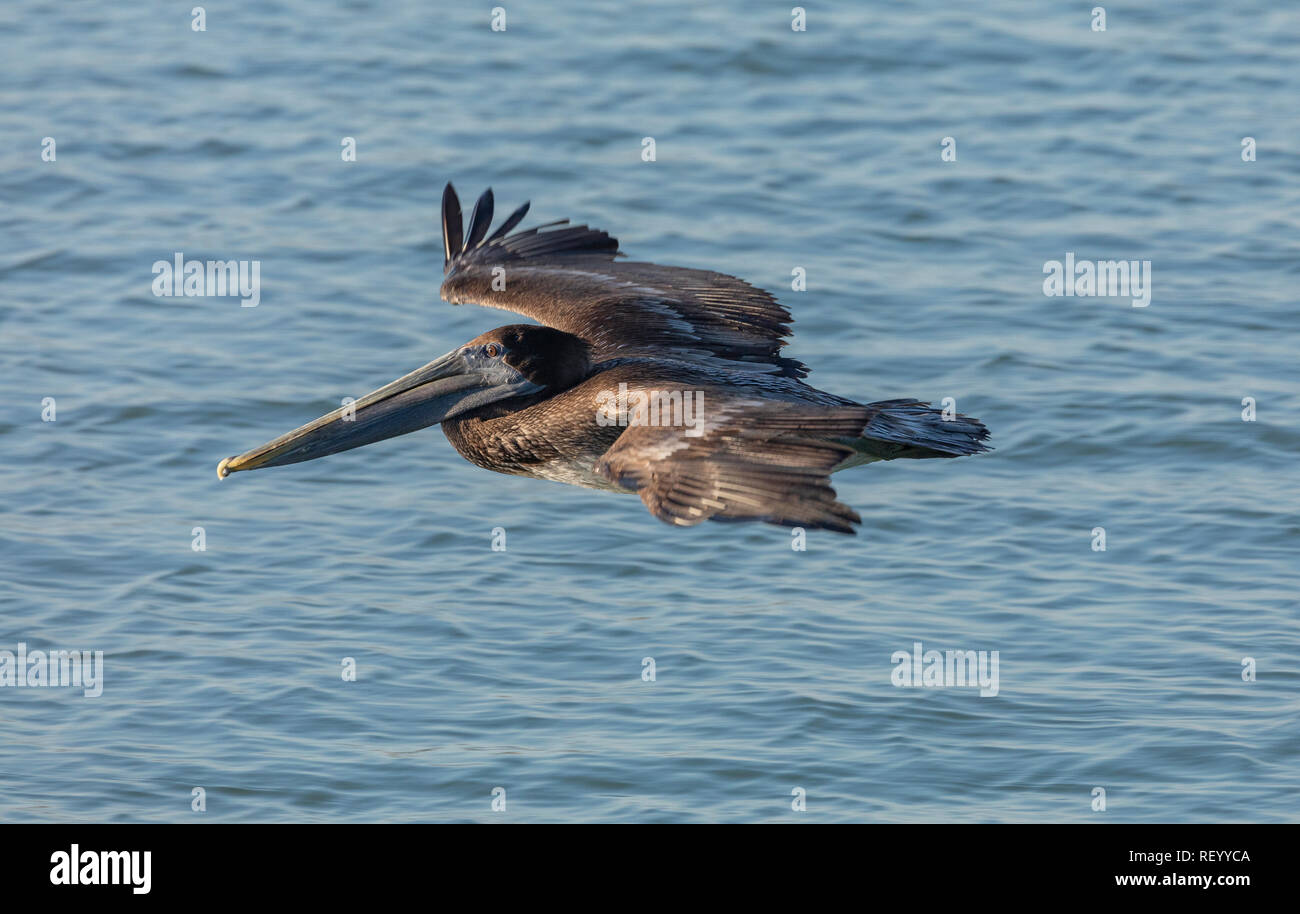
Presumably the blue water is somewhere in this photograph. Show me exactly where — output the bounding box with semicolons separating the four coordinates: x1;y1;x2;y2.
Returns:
2;0;1298;822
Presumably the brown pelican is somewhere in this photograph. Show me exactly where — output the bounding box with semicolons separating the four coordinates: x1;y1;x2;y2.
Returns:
217;185;989;533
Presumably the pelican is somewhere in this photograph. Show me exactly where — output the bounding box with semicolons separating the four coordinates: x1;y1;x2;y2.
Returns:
217;185;990;533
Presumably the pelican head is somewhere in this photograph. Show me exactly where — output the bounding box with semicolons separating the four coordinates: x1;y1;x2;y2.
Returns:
217;324;590;478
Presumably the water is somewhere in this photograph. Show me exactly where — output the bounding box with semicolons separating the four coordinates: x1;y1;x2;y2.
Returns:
2;0;1298;822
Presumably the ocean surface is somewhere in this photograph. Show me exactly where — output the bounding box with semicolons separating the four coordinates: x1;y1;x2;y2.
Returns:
2;1;1298;823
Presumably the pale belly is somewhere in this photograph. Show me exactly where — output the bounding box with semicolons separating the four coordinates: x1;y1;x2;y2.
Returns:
512;458;632;493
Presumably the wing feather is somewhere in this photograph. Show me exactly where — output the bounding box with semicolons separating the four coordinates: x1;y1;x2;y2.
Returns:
463;188;495;251
594;398;870;534
441;184;463;269
439;185;808;377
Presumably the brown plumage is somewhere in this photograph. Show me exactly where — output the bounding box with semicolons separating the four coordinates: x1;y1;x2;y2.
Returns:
218;184;991;534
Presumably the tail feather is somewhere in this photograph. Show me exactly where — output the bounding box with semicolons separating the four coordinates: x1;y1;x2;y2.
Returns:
837;399;990;467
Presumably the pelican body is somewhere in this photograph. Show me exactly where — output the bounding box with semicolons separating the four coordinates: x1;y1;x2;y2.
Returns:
218;185;990;533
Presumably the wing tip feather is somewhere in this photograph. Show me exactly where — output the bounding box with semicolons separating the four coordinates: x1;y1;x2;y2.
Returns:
441;183;463;271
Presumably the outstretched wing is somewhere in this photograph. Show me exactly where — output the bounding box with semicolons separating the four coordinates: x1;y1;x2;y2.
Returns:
593;396;871;534
439;184;809;378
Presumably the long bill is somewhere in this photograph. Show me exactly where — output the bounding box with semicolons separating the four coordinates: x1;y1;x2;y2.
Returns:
217;348;540;478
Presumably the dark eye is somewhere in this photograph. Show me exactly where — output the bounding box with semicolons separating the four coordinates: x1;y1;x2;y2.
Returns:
485;343;501;358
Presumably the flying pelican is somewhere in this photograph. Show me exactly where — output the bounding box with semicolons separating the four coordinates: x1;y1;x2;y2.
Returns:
217;185;990;533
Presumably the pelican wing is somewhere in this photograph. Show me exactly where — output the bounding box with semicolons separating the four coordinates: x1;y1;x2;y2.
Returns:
593;396;870;534
439;185;809;378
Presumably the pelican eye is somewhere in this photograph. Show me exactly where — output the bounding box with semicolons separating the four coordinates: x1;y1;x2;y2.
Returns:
484;343;501;358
